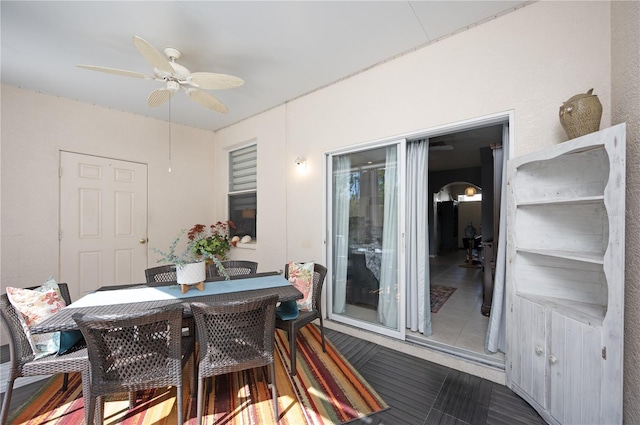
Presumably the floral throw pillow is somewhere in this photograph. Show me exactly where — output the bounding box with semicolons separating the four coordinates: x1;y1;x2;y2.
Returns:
288;261;315;311
6;278;64;359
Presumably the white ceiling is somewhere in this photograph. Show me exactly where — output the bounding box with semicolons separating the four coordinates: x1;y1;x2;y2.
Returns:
1;1;528;133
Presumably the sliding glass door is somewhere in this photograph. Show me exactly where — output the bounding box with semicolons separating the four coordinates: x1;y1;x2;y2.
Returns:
327;140;405;339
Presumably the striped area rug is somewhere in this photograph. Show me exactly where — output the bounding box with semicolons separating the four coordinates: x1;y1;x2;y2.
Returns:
8;325;387;424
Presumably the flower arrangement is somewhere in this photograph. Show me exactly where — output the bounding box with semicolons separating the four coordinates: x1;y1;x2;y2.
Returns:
151;221;236;278
187;221;237;261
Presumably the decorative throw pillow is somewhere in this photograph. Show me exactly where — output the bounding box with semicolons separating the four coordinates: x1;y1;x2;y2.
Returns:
275;300;299;320
58;330;84;355
6;278;65;359
288;261;314;311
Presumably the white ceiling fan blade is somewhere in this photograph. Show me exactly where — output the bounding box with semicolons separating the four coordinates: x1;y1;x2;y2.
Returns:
133;36;174;75
186;88;229;113
148;88;175;108
190;72;244;90
77;64;150;79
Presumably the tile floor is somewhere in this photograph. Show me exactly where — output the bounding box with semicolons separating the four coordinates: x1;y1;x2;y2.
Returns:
415;249;504;363
342;249;505;363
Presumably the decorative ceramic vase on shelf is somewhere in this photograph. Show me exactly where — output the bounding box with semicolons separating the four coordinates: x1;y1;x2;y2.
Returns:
176;261;206;285
559;88;603;140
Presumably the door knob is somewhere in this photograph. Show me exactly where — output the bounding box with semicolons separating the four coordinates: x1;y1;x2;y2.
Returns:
139;238;147;244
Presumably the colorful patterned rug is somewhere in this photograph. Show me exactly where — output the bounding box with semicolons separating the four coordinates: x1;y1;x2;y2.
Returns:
430;284;457;313
8;325;387;425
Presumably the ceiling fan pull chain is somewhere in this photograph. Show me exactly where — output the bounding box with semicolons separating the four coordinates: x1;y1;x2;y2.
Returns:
168;100;172;173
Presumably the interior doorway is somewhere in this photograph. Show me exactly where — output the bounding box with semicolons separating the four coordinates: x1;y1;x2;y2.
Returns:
324;112;511;365
407;121;507;365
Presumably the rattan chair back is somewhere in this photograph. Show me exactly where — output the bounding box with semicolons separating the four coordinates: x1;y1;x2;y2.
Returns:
284;262;327;316
191;294;279;423
144;264;177;283
73;304;194;425
276;262;328;376
0;283;90;425
207;260;258;278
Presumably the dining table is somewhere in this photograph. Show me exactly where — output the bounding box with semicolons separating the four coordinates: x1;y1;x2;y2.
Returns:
30;272;302;334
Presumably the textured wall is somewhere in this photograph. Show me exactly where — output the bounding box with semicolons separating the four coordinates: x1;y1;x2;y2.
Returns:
0;87;217;289
215;1;613;264
612;1;640;422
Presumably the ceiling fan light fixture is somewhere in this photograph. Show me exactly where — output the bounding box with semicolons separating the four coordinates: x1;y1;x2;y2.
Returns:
166;80;180;92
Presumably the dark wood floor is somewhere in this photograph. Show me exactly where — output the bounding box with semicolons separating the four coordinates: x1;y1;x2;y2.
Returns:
2;329;545;425
325;328;545;425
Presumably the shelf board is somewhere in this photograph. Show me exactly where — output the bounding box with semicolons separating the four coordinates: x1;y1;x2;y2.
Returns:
516;195;604;207
516;248;604;264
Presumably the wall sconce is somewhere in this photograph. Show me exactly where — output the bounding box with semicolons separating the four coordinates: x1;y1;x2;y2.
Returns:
464;186;477;197
295;157;307;173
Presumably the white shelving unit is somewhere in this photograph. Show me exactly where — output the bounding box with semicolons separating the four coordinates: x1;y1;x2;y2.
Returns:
506;124;626;425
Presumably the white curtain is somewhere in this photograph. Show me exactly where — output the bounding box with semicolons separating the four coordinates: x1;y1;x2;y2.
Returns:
332;155;351;314
377;146;399;328
367;170;382;234
485;124;509;353
406;140;431;335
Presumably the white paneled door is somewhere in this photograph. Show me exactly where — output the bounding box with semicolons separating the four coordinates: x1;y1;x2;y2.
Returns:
59;152;148;301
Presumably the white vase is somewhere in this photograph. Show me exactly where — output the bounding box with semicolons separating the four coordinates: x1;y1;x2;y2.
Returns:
176;261;206;285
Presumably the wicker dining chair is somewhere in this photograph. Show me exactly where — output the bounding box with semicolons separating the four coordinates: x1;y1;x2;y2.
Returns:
0;283;90;425
207;260;258;278
144;264;177;283
191;294;279;424
275;263;328;376
73;304;195;425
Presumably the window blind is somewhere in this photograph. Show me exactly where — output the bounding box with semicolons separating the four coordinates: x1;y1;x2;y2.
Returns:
229;144;257;192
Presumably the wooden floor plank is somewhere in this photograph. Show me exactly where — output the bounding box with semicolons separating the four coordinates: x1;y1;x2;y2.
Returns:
326;329;544;425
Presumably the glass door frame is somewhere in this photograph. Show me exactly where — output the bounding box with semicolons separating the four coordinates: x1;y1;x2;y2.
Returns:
324;138;407;340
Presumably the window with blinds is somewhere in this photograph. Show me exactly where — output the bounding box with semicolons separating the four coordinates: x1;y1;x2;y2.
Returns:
229;144;257;240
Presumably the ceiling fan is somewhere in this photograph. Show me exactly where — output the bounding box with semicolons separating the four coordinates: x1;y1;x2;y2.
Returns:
77;36;243;113
429;141;454;151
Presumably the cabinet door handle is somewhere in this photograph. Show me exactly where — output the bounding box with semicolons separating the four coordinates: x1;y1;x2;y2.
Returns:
549;355;558;364
535;346;543;355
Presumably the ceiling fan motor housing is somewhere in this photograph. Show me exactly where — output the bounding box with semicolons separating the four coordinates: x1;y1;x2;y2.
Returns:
167;80;180;92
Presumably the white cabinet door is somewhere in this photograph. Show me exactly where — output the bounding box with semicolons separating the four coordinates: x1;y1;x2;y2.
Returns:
506;124;625;425
549;312;603;424
510;297;547;409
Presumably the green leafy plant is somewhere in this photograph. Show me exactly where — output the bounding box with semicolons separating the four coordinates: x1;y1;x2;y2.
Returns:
151;230;194;267
151;222;236;279
187;221;237;261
